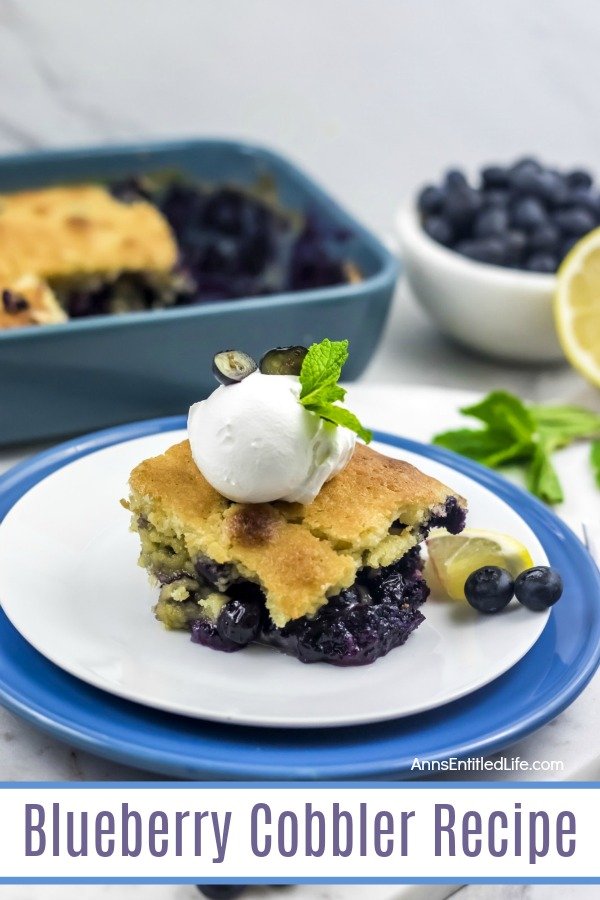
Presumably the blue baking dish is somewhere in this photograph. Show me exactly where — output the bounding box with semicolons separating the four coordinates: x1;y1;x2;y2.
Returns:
0;139;398;445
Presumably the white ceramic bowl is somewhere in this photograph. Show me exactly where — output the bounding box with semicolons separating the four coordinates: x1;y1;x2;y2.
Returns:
396;203;564;363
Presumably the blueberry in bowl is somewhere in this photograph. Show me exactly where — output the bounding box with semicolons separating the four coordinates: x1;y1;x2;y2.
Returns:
397;156;600;363
416;157;600;273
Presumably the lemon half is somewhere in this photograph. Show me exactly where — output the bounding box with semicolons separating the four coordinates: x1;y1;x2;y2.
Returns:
554;227;600;387
426;529;533;601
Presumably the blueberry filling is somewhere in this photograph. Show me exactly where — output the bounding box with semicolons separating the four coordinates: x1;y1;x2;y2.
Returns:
186;549;428;666
53;176;355;319
261;551;429;666
2;289;29;314
150;498;464;666
194;555;240;592
426;496;467;535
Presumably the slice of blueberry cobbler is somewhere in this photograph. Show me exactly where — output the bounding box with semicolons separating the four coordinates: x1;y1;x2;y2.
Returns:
125;442;466;666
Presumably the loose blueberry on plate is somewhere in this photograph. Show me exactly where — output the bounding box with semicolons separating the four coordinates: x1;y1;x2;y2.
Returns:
514;566;563;611
259;345;308;375
464;566;514;614
212;350;258;385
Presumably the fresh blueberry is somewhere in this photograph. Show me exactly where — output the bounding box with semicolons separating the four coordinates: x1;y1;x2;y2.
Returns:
212;350;257;385
509;168;543;196
513;169;569;207
444;169;469;189
552;206;596;236
539;171;570;207
481;188;510;207
524;252;557;273
510;156;541;174
260;345;308;375
510;197;547;231
423;215;454;246
514;566;563;611
481;166;510;189
455;237;506;265
196;888;247;899
529;223;561;253
560;236;579;259
418;184;445;215
565;188;600;216
443;186;482;230
505;229;528;265
473;206;509;238
217;596;262;646
464;566;514;614
566;169;593;190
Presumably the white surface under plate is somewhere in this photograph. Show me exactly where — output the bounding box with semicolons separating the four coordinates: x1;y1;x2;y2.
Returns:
0;429;549;729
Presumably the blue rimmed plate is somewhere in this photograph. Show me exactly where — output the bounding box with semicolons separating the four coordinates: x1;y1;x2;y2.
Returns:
0;417;598;778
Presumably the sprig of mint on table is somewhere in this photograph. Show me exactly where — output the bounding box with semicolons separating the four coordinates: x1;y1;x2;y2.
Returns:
298;338;372;443
433;390;600;505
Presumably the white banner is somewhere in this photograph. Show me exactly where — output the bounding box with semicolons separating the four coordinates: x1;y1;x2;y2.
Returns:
0;784;598;882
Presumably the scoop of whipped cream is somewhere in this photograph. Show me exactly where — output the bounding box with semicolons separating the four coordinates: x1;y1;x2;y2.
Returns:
188;370;356;504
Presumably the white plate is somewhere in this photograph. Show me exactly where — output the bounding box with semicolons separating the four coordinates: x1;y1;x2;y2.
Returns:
0;430;549;729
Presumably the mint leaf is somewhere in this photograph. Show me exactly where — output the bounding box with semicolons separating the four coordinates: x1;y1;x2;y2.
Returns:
591;441;600;488
298;338;371;442
311;402;372;444
433;428;532;468
460;391;535;443
434;391;600;504
530;405;600;446
299;339;349;405
526;441;564;505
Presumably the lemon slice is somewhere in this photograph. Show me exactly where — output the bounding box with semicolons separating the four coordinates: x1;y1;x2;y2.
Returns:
426;529;533;601
554;227;600;386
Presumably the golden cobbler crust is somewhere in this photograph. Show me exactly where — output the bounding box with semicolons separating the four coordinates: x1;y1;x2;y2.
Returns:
0;184;177;285
278;442;462;552
127;439;466;627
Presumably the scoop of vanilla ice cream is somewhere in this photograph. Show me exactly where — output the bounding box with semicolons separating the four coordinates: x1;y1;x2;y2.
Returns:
188;371;356;504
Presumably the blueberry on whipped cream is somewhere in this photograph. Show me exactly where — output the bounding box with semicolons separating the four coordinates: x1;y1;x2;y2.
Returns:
125;339;467;666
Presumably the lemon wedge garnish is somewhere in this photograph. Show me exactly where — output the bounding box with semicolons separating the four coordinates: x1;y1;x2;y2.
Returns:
554;227;600;387
426;529;533;601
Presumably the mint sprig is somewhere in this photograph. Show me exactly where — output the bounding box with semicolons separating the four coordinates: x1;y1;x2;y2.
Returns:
298;339;372;443
433;390;600;505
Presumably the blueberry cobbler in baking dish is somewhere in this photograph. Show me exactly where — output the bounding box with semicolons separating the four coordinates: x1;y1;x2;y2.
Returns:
0;174;358;330
123;340;466;666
